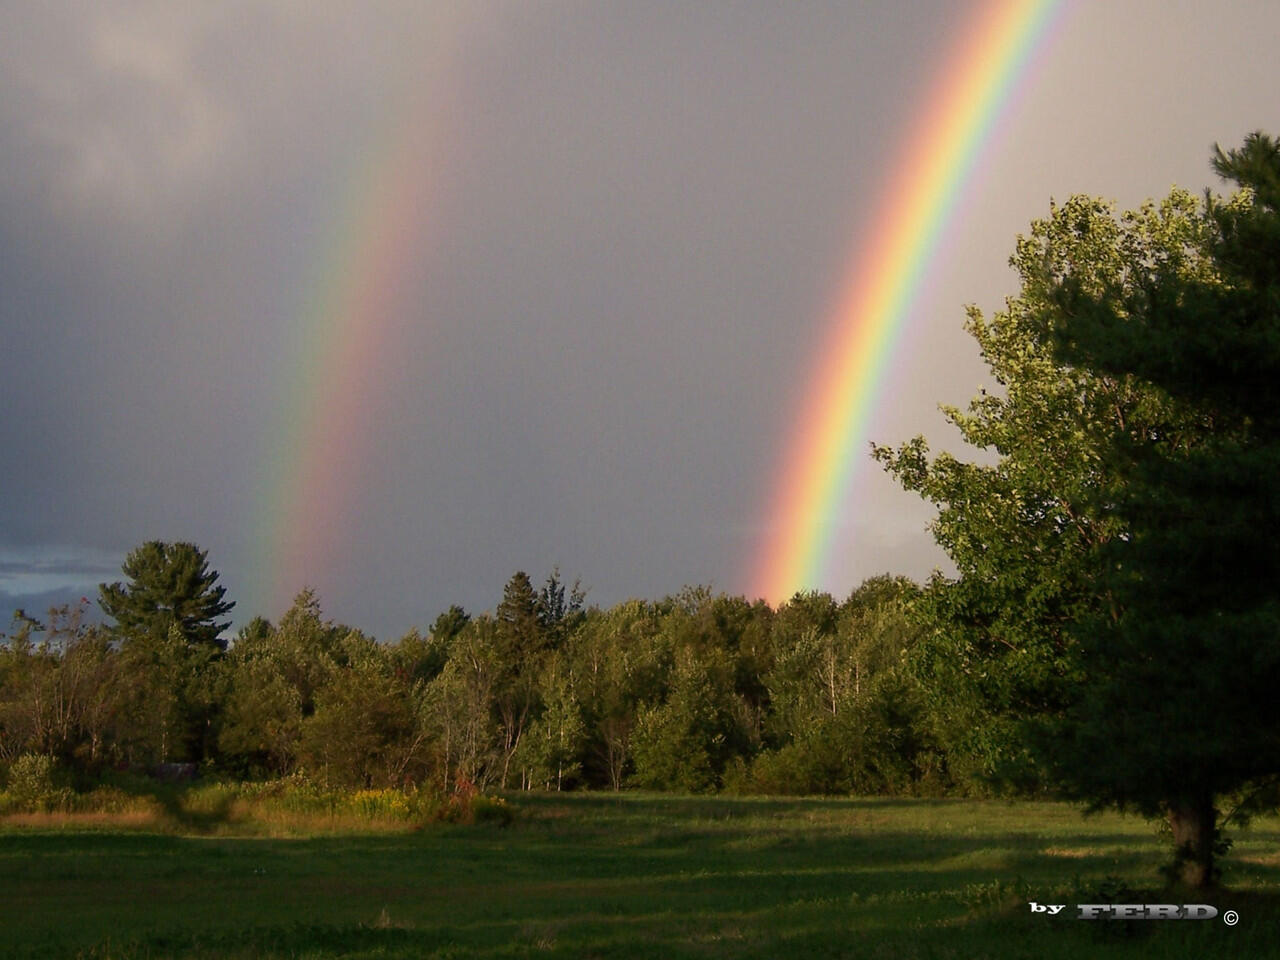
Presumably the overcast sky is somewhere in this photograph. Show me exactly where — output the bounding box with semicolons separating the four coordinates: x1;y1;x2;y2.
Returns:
2;1;1277;639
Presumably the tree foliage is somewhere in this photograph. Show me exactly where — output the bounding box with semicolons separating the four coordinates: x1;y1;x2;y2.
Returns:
877;133;1280;886
7;562;942;798
874;186;1218;789
1031;133;1280;886
99;541;234;648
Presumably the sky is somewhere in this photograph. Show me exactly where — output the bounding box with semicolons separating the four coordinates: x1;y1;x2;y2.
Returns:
2;0;1277;640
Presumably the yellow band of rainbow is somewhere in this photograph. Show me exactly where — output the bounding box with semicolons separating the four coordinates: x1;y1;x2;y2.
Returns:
752;0;1068;605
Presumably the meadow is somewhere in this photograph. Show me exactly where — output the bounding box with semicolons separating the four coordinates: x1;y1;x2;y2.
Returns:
3;792;1279;959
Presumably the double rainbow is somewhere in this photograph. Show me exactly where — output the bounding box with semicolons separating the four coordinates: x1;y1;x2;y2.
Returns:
249;2;1068;617
751;0;1068;605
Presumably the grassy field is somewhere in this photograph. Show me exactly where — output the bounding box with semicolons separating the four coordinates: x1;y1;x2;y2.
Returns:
2;793;1278;959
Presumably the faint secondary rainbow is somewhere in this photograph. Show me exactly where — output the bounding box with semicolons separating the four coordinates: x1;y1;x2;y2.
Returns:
254;53;459;616
751;0;1068;606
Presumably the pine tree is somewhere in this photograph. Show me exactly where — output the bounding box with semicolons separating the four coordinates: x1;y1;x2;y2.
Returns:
98;542;234;762
99;541;234;648
1038;133;1280;887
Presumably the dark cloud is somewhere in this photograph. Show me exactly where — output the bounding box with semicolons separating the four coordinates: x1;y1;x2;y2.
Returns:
2;1;1278;639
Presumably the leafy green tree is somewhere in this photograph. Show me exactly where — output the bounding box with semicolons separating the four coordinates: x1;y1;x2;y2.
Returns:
217;617;301;776
1027;133;1280;887
767;591;843;739
99;541;234;648
265;588;343;714
512;652;586;790
877;138;1280;885
387;627;450;686
697;594;774;752
112;622;192;763
567;601;667;789
626;598;759;795
765;582;916;745
299;649;428;788
217;653;302;776
630;647;734;793
874;188;1214;793
0;613;38;763
740;578;930;796
425;616;501;791
216;590;360;775
50;607;122;770
0;604;120;769
234;616;274;648
837;579;921;705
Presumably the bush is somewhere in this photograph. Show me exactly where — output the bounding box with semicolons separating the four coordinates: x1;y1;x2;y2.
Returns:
350;788;411;820
2;754;74;813
234;776;451;828
470;795;513;826
438;788;513;826
76;785;154;815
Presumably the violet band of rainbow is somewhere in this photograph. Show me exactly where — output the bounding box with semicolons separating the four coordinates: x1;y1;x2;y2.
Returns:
752;0;1069;605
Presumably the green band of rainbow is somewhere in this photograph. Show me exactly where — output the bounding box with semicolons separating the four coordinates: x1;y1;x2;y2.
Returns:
752;0;1067;605
252;43;459;618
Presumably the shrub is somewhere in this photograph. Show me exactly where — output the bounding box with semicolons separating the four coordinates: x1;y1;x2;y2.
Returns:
350;789;411;820
3;754;74;813
470;795;513;826
76;785;154;816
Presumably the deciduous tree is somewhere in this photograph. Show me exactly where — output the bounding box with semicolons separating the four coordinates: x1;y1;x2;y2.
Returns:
875;187;1213;789
879;137;1280;886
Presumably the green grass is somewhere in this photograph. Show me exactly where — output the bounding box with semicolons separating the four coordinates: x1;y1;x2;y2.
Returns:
2;793;1278;958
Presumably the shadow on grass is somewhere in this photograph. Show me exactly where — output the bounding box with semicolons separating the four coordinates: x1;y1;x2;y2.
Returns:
23;923;458;960
149;783;240;834
6;793;1280;959
37;891;1280;960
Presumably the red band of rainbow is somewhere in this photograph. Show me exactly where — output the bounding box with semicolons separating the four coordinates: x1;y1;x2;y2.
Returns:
751;0;1068;605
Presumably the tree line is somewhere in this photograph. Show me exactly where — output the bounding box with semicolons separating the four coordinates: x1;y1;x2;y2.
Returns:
1;557;944;798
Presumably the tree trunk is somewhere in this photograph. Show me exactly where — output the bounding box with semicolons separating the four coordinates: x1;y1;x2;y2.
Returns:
1167;794;1216;888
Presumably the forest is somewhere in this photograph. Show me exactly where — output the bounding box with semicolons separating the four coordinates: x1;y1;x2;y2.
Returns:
1;560;933;799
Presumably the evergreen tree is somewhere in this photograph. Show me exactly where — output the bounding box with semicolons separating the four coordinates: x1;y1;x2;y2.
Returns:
1035;133;1280;887
493;571;550;786
99;541;234;648
536;567;586;647
428;605;471;645
496;572;543;657
98;542;234;762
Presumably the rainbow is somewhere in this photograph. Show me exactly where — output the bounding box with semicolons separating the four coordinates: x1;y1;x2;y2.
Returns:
253;52;459;617
751;0;1068;606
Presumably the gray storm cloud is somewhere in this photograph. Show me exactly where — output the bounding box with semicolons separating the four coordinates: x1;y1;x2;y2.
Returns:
2;1;1277;638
